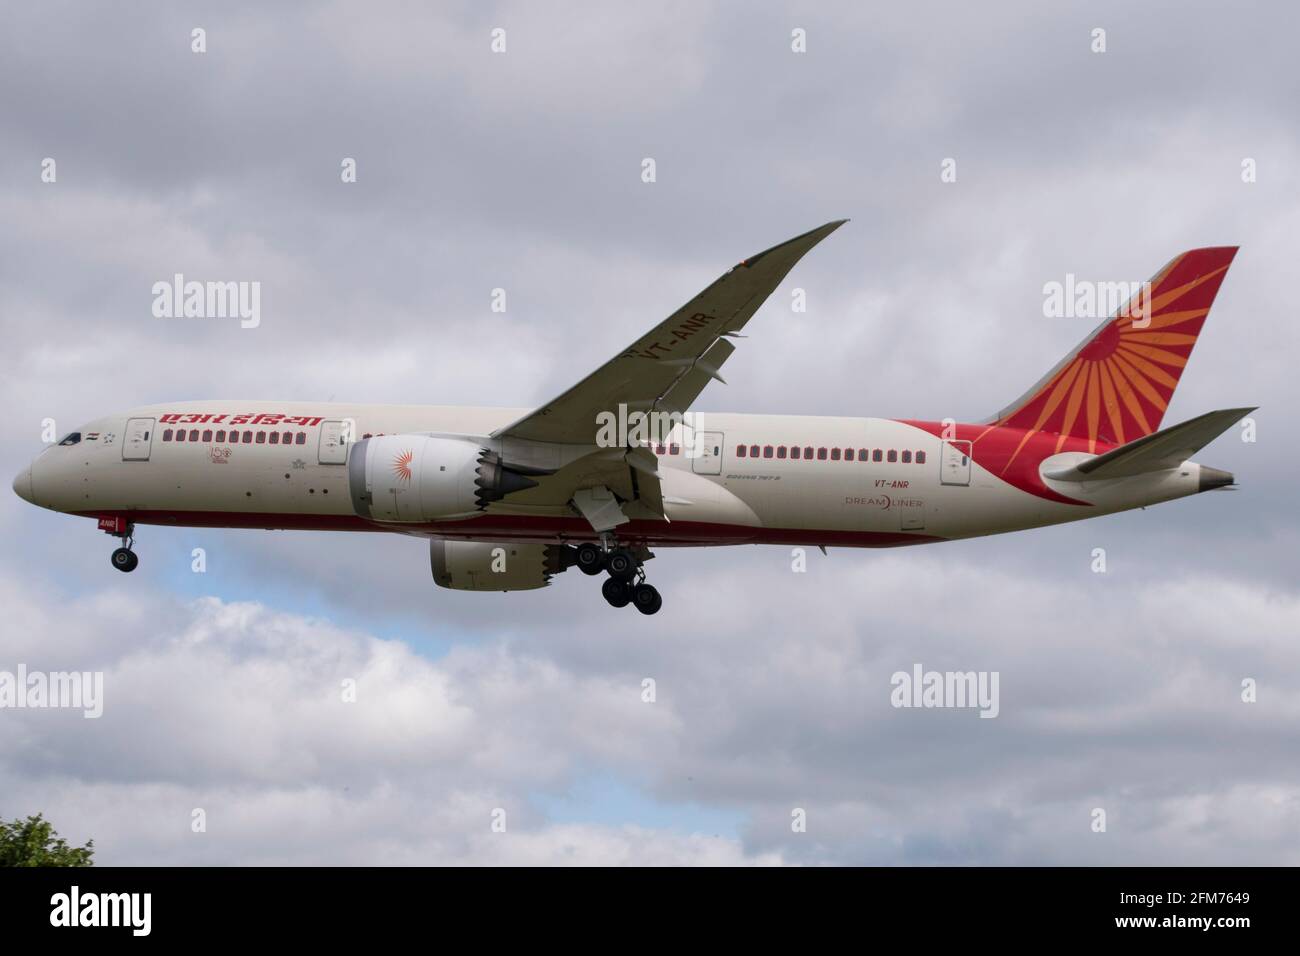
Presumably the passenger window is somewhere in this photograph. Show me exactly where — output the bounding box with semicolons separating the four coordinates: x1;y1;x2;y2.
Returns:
916;450;927;464
175;430;186;442
804;446;814;459
749;445;759;457
202;429;213;442
282;431;292;444
269;432;280;444
873;449;882;462
763;445;773;459
902;450;912;463
887;449;897;462
163;429;173;441
790;447;800;459
669;444;680;456
830;448;841;461
858;448;868;461
189;430;200;442
777;446;787;459
736;445;747;458
215;430;226;442
296;433;306;445
817;447;827;460
256;431;266;444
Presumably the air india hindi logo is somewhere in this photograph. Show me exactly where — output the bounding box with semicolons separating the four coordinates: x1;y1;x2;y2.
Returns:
392;449;414;482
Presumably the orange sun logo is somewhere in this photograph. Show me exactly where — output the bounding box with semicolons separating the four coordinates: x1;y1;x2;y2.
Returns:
392;449;414;482
989;248;1236;463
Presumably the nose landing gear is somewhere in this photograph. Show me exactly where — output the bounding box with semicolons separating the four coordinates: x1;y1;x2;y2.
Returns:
101;517;139;573
111;546;139;573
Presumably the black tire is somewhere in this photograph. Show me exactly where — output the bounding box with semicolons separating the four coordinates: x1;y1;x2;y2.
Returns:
632;583;662;616
111;548;137;573
601;577;631;608
576;543;606;576
606;548;637;582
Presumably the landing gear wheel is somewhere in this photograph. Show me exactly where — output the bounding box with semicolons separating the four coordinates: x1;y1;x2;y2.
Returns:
631;583;662;615
575;542;606;576
606;548;638;582
111;548;138;573
601;577;632;608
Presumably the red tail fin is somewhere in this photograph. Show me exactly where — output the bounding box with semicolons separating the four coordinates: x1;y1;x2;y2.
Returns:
989;247;1238;450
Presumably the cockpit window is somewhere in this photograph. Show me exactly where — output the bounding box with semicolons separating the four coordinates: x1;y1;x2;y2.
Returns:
57;432;82;446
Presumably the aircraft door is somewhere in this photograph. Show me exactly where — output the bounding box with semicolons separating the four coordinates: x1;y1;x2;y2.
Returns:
940;440;972;486
122;418;155;461
319;419;353;465
691;431;724;475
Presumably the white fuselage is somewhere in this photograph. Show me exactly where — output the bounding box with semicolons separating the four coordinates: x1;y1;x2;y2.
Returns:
15;400;1212;549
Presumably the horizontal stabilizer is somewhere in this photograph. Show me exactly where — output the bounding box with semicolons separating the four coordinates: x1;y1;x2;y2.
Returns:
1045;407;1255;482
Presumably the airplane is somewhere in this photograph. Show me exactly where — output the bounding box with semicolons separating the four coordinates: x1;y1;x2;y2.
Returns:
12;222;1251;615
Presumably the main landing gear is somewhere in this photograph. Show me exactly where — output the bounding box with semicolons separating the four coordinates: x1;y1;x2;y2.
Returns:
574;541;662;615
105;520;139;573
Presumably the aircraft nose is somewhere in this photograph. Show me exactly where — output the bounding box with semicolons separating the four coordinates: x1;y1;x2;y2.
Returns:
12;464;34;504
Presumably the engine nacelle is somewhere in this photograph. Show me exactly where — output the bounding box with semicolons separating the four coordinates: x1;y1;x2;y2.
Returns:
349;435;483;522
430;540;566;591
349;435;545;523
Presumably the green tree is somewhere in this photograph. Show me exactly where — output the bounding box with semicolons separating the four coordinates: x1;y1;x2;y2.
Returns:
0;813;94;867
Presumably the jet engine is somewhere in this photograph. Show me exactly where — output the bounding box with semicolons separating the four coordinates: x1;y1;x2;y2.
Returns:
348;435;539;523
430;540;570;591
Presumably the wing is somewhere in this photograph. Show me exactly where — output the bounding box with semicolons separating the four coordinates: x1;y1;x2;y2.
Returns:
493;220;847;445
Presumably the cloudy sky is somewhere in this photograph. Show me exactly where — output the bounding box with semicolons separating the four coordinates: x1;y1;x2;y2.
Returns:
2;0;1297;865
